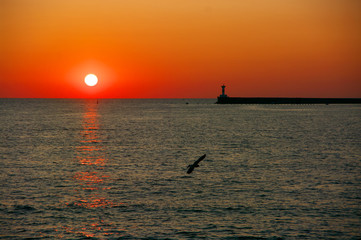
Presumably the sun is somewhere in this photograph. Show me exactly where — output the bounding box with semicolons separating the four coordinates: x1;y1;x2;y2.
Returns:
84;74;98;87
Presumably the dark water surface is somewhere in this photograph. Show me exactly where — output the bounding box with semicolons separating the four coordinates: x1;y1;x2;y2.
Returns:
1;99;360;239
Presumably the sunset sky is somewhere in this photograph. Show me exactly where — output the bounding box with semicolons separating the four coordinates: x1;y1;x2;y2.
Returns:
1;0;360;98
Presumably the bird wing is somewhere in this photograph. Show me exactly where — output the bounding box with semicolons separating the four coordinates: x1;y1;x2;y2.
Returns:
187;166;194;174
193;154;206;165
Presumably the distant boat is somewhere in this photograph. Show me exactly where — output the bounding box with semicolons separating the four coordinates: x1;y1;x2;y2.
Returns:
187;154;206;174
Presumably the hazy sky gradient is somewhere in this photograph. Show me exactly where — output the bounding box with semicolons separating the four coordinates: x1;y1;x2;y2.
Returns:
1;0;360;98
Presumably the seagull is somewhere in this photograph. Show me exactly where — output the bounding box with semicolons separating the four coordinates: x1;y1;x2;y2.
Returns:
187;154;206;174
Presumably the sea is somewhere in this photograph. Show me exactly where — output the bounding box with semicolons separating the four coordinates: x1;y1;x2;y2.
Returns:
0;99;360;240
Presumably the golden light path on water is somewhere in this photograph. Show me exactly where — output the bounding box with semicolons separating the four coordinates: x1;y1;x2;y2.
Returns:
60;102;122;238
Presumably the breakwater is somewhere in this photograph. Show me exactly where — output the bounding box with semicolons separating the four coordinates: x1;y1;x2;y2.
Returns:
216;97;361;104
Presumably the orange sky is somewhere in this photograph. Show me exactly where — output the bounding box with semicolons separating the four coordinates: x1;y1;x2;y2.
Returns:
1;0;360;98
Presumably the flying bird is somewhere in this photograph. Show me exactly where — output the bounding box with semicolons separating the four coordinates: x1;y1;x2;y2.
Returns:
187;154;206;174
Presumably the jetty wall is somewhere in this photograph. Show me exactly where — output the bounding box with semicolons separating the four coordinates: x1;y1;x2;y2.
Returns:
216;97;361;104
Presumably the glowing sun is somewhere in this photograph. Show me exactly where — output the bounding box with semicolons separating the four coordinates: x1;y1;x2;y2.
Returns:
84;74;98;86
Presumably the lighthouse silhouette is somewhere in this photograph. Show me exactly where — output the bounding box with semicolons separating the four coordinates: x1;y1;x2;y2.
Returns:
219;84;228;98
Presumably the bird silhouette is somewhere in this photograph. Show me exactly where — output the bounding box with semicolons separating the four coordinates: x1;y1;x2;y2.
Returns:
187;154;206;174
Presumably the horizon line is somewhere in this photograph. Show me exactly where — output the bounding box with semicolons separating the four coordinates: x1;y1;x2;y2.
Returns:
2;97;361;99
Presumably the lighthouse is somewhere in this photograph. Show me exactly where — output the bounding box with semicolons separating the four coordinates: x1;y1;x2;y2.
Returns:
219;84;228;98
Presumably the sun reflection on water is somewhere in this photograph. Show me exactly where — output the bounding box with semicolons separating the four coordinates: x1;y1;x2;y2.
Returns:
59;102;122;238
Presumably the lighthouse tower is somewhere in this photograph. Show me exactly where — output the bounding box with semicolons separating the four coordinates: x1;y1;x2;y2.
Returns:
219;84;228;98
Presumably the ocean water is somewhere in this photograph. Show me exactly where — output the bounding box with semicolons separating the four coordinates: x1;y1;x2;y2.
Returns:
0;99;360;240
